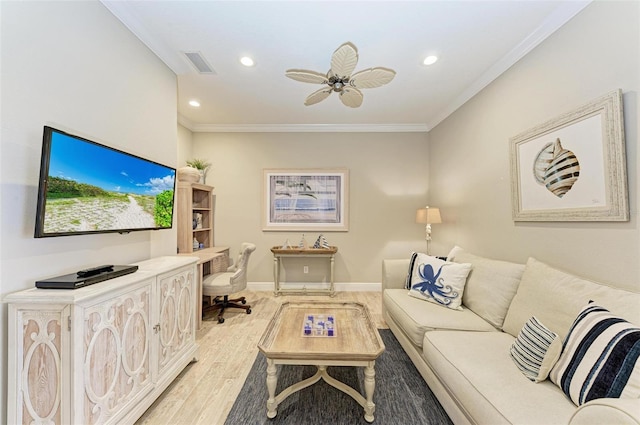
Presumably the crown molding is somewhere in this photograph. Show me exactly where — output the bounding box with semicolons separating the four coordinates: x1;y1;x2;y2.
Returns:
101;0;189;74
177;114;196;130
177;117;429;133
429;0;592;129
115;0;590;134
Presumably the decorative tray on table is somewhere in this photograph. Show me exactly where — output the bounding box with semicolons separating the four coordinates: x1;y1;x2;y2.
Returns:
301;312;336;337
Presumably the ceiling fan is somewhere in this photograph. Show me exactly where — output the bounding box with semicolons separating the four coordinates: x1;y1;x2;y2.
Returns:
285;42;396;108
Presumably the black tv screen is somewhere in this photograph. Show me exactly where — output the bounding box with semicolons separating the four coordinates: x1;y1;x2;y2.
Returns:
35;126;176;238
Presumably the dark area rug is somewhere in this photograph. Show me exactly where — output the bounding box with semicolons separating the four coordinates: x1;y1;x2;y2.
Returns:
224;329;453;425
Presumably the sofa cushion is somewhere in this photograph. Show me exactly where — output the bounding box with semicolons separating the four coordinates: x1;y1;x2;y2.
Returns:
510;316;562;382
449;248;524;329
382;258;411;290
503;258;640;340
383;289;495;347
549;303;640;406
422;331;577;425
406;252;471;310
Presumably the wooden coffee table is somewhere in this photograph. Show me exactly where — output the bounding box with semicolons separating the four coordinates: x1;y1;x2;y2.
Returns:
257;301;385;422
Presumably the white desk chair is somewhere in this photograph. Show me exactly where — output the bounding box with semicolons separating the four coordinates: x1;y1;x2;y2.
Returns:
202;242;256;323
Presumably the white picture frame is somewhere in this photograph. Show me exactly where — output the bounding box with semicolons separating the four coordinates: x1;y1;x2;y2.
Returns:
510;89;628;221
263;168;349;231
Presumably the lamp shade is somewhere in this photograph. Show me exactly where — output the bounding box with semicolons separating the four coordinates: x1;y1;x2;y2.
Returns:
416;207;441;224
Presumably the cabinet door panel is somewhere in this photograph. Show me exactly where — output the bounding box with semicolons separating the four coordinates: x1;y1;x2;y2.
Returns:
156;266;195;377
9;305;69;425
82;284;152;424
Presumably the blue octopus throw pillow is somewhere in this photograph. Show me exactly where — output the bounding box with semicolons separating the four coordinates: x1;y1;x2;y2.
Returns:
406;252;472;311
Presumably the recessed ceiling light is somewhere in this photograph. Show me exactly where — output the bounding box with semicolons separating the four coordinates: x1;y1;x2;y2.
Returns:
188;100;200;107
423;55;438;66
240;56;255;67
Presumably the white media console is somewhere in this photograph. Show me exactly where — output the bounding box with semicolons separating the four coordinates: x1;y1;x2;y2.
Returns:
5;256;199;425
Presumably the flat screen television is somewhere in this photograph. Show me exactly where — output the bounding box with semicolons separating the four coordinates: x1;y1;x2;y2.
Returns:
35;126;176;238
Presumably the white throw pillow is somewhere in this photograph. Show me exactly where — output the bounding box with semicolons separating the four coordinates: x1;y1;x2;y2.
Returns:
446;245;464;261
406;252;471;311
510;316;562;382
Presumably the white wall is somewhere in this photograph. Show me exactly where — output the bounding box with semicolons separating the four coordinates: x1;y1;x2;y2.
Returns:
191;132;431;284
0;2;178;420
429;1;639;291
178;124;194;169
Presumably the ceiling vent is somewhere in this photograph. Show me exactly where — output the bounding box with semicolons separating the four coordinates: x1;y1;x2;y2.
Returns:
183;51;216;74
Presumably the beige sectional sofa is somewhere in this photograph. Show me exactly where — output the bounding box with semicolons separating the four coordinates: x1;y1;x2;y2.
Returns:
382;247;640;425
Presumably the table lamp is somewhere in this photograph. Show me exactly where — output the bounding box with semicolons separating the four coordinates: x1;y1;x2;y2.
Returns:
415;206;441;255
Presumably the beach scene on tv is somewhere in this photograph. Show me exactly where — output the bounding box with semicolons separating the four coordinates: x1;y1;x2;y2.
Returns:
42;131;175;234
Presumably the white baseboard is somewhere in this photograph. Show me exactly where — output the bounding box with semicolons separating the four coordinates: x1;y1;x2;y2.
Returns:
246;281;381;292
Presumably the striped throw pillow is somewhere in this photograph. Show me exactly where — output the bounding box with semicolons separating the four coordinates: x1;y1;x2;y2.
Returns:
510;316;562;382
549;304;640;406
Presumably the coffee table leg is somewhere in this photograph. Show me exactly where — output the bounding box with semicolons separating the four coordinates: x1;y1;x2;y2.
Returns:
363;361;376;423
266;358;278;418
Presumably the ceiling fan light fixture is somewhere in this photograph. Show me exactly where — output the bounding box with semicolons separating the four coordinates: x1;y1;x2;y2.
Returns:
240;56;255;67
423;55;438;66
285;42;395;108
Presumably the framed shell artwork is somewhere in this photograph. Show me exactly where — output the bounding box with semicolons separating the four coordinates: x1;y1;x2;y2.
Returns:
509;89;628;221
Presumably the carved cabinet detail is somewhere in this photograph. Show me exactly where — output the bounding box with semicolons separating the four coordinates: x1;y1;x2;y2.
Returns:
10;305;69;425
82;284;152;424
155;267;194;378
6;256;198;425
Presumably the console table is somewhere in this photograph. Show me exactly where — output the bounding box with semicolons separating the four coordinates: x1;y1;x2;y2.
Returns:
4;256;198;425
270;246;337;296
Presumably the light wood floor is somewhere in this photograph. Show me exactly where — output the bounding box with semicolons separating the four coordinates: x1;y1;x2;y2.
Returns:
135;290;387;425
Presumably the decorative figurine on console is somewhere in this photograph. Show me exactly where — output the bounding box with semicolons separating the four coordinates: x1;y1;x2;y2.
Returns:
313;234;330;249
192;212;201;230
299;234;309;249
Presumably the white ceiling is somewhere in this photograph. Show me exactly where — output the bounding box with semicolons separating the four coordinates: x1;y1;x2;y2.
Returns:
102;1;590;132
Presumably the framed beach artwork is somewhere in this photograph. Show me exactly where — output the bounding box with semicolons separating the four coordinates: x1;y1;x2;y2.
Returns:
509;89;628;222
263;168;349;231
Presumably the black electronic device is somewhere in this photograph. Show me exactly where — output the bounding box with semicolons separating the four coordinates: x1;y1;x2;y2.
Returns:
35;265;139;289
77;264;114;277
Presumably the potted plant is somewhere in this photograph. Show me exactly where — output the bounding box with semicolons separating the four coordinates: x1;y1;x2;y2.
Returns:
186;158;211;184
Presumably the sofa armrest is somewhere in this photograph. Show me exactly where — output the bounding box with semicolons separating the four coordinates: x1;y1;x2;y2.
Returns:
382;259;410;291
569;398;640;425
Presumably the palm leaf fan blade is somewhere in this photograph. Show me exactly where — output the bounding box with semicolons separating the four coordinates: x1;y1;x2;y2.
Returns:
330;42;358;79
305;88;333;106
339;87;363;108
350;67;396;89
285;69;328;84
